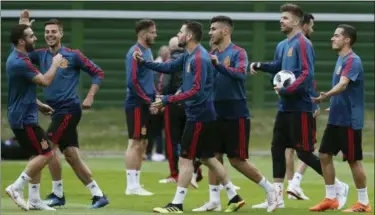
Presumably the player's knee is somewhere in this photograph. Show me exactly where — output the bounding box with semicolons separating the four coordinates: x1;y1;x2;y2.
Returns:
179;157;193;169
348;160;361;168
215;153;224;163
319;152;330;161
228;158;244;169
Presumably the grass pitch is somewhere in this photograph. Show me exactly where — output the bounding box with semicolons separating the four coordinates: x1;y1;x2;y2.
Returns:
1;155;374;215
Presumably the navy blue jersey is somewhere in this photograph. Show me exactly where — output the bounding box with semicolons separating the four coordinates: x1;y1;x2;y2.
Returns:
6;49;40;129
329;52;364;129
125;43;156;108
143;45;216;122
260;32;315;112
29;46;104;116
211;43;249;119
261;38;319;111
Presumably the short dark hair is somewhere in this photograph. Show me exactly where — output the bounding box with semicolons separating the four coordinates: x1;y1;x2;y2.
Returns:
10;24;29;45
337;24;357;46
135;19;155;34
183;20;203;42
302;13;314;25
210;15;234;29
280;3;304;20
44;18;63;31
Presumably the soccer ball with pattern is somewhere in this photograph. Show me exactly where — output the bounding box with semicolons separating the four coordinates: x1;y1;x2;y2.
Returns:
273;70;296;88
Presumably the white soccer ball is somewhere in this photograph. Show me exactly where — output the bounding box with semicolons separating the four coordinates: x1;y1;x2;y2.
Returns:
273;70;296;88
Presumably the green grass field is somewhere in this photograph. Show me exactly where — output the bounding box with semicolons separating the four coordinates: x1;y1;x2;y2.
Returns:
1;108;374;214
1;156;374;215
1;108;374;152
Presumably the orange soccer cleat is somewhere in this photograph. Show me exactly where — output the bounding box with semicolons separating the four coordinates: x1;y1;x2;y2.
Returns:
342;202;371;213
309;198;339;212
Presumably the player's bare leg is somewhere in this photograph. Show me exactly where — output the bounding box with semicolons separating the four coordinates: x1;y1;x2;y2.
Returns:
310;153;347;211
61;146;109;208
125;139;153;195
6;153;53;211
46;146;65;204
193;154;223;212
27;171;55;211
341;161;371;212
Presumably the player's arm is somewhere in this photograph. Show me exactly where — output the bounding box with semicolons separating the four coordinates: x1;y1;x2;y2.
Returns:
19;55;62;87
75;50;104;108
140;54;184;74
162;57;206;104
126;55;152;104
253;43;283;74
325;58;360;97
213;49;248;80
279;39;314;96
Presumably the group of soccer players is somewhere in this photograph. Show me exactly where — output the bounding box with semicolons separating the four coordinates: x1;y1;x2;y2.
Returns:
5;10;109;210
5;2;370;213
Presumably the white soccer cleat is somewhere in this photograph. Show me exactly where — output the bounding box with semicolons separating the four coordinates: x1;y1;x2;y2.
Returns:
125;187;154;196
288;194;297;200
192;201;221;212
191;173;199;188
159;177;178;184
286;184;310;200
5;185;28;211
251;199;285;209
266;187;279;212
27;200;56;211
336;182;349;209
219;184;241;190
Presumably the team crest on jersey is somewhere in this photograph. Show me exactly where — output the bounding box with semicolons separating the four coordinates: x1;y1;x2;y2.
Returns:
223;56;231;66
336;66;342;75
141;126;147;135
59;58;68;68
287;48;293;57
40;139;49;150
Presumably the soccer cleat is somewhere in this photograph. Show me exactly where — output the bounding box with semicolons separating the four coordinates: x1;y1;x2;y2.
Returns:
266;187;279;212
309;198;339;211
342;202;371;213
159;176;178;184
286;184;310;200
288;194;297;200
5;185;28;211
224;195;245;212
125;187;154;196
192;201;221;212
153;203;183;213
251;199;285;209
90;195;109;209
219;184;241;190
27;200;56;210
44;193;66;207
336;182;349;209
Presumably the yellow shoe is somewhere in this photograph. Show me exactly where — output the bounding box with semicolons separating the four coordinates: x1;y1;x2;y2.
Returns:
224;195;245;212
153;203;183;214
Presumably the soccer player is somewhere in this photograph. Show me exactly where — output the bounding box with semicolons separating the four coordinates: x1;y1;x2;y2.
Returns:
19;11;109;208
284;12;317;200
124;19;157;196
5;24;64;211
134;21;245;213
310;24;371;213
192;16;277;213
158;36;187;183
249;4;348;209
